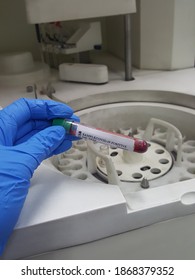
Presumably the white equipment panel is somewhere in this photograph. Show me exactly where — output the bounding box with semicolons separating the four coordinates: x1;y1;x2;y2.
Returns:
25;0;136;23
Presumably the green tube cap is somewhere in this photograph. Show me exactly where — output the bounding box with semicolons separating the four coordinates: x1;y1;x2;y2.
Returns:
52;118;72;132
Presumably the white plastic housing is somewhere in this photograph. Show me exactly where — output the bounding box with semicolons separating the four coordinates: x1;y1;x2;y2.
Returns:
59;63;108;84
2;163;195;259
25;0;136;23
0;52;34;75
64;22;102;54
0;52;50;87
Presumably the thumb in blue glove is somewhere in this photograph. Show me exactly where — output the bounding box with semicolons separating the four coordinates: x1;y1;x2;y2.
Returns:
0;98;79;254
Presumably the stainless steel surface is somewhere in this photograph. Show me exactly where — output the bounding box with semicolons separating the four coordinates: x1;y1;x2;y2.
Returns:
124;14;134;81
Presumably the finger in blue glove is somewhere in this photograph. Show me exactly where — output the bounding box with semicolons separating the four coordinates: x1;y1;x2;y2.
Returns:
0;98;79;255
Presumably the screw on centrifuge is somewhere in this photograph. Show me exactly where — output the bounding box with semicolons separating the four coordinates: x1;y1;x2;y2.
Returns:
140;177;150;189
26;85;33;93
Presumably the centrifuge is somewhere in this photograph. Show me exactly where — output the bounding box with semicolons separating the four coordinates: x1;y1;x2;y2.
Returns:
1;0;195;260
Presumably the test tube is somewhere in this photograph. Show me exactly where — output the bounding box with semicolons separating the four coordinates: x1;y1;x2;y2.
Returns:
52;119;148;153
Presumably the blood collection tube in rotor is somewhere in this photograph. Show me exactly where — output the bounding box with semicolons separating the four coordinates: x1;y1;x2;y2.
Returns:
52;119;148;153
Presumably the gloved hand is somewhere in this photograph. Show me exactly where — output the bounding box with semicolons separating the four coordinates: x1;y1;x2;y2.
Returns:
0;98;79;254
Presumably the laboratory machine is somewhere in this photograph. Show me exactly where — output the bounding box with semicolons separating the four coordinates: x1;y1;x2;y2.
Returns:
0;0;195;259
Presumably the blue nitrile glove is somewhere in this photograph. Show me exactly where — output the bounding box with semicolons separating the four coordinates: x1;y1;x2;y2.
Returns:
0;98;79;254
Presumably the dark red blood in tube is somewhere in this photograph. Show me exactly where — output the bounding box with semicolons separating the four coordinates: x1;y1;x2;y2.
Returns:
134;139;148;153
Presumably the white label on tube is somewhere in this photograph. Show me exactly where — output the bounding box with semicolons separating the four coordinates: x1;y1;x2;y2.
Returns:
75;123;134;151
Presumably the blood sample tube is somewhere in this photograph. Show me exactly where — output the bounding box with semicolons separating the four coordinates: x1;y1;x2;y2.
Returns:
52;119;148;153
